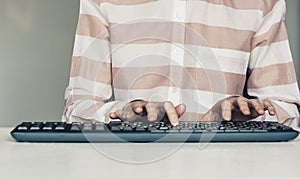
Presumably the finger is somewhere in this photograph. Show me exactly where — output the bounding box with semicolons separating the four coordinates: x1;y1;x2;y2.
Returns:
237;97;251;115
145;102;158;122
163;101;179;126
263;100;276;115
109;112;119;119
249;99;264;115
221;99;234;121
111;110;134;121
175;104;186;117
131;101;145;114
109;110;125;120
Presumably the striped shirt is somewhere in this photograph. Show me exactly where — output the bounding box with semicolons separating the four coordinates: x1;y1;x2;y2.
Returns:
63;0;300;126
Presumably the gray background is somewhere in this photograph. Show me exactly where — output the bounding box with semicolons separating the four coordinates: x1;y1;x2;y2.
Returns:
0;0;299;127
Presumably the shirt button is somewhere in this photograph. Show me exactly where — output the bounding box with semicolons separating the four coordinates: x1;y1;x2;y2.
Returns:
176;12;183;19
172;88;177;93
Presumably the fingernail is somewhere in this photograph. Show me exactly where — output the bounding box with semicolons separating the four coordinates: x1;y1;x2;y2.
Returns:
172;119;179;126
224;116;231;121
135;107;143;113
259;110;265;114
223;113;229;120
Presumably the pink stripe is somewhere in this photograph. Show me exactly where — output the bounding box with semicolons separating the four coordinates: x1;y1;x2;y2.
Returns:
252;20;288;49
248;62;297;89
260;0;280;16
109;22;255;52
204;0;260;10
76;14;109;40
206;0;278;17
71;56;112;85
112;66;246;94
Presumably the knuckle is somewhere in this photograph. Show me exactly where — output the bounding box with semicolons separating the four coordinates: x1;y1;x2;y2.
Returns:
263;99;271;104
223;100;233;108
267;102;273;107
146;103;156;112
164;101;173;106
145;102;151;108
236;96;245;100
221;103;230;111
240;105;247;110
116;110;123;116
224;98;231;103
262;99;269;102
223;100;230;106
148;112;157;116
249;99;259;103
269;105;275;109
133;100;146;106
168;111;177;115
132;102;142;107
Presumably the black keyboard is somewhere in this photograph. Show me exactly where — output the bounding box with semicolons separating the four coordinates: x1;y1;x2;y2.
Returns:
10;121;299;142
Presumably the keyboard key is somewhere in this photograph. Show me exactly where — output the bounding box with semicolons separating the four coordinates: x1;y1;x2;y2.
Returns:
155;122;164;129
143;125;149;131
150;128;165;133
17;122;32;131
123;126;133;132
239;129;253;133
82;123;93;132
281;126;292;131
159;126;169;130
253;129;268;133
94;123;107;132
55;122;66;131
43;122;55;131
219;126;226;130
136;125;147;132
214;130;225;133
110;126;121;132
30;122;43;131
225;129;239;133
70;123;81;132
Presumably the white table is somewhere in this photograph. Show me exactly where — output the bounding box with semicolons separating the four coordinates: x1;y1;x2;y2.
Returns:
1;127;300;179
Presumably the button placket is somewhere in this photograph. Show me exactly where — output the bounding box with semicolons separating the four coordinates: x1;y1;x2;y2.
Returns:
169;0;187;104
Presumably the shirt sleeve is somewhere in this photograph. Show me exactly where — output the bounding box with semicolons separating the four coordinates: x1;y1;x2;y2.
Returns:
62;0;126;123
247;0;300;126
